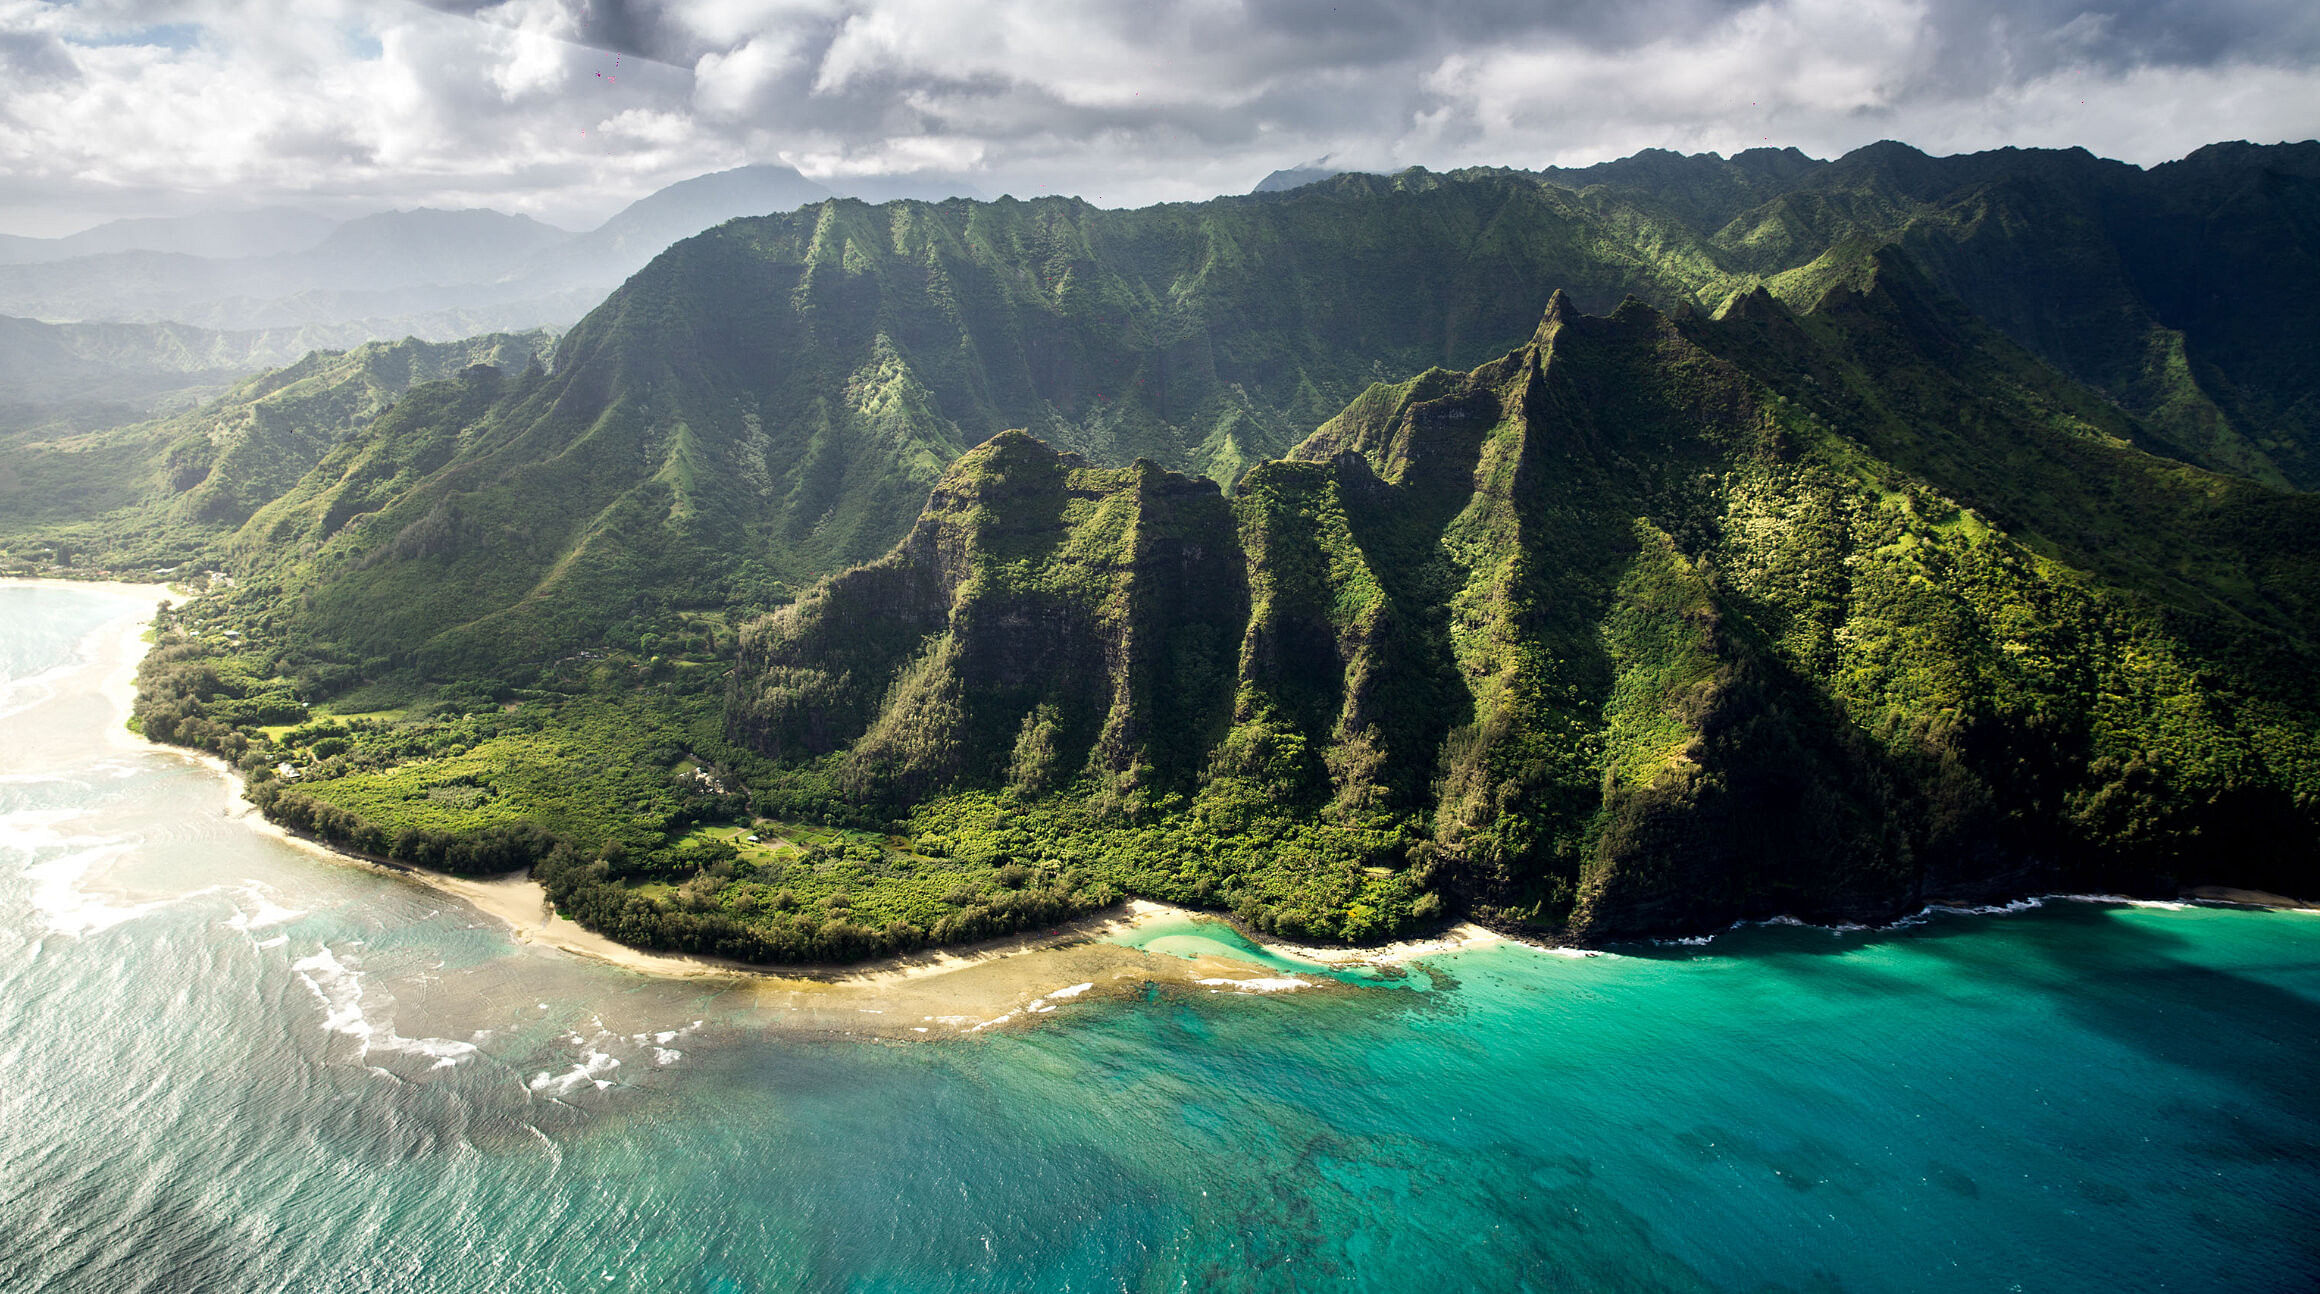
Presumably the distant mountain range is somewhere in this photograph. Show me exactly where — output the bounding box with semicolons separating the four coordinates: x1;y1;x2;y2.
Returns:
28;138;2318;655
0;164;979;344
0;207;340;264
0;330;556;550
0;315;386;410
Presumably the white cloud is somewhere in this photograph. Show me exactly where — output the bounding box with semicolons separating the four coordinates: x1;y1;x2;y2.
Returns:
0;0;2312;235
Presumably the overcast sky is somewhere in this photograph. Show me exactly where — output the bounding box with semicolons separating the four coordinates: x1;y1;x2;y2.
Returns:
1;0;2315;236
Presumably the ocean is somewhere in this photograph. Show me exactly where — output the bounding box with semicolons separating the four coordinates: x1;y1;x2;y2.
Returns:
3;580;2315;1292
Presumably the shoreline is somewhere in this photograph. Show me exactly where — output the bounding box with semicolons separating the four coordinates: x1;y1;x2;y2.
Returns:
18;576;1437;990
2180;885;2320;912
24;578;2312;1021
17;589;1382;1029
34;580;1527;988
1626;887;2320;952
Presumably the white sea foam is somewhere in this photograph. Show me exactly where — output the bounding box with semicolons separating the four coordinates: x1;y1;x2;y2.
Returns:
622;1022;701;1068
289;944;478;1070
1917;896;2049;919
1640;890;2218;950
5;808;172;937
529;1049;621;1094
2050;893;2191;910
397;1035;485;1068
225;882;307;932
0;659;76;724
1018;984;1095;1016
291;947;372;1041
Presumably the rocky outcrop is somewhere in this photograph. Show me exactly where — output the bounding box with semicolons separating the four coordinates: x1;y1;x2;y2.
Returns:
730;287;2320;943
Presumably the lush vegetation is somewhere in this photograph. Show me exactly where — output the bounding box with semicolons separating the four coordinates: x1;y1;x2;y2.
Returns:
0;330;554;575
21;138;2316;961
126;592;1134;962
29;141;2318;685
728;269;2320;943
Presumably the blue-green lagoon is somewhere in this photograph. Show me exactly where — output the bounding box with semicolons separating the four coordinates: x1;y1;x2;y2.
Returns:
3;581;2316;1291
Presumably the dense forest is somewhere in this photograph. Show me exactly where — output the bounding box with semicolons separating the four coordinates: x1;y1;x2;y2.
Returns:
15;139;2318;961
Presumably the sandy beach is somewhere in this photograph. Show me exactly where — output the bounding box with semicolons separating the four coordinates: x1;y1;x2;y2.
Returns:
2184;885;2320;911
17;575;1502;1033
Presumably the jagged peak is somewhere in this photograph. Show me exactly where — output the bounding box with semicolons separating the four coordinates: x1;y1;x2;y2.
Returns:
943;430;1231;502
1531;288;1580;344
1531;291;1683;352
1715;284;1786;323
1842;139;1932;166
960;427;1071;464
1605;294;1665;326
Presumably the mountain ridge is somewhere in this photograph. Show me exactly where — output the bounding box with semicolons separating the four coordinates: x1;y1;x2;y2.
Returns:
11;138;2316;962
711;274;2317;947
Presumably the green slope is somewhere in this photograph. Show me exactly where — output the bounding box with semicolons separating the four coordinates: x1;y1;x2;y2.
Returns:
1525;139;2320;488
160;174;1768;679
0;330;554;572
61;138;2320;962
89;140;2313;693
717;280;2317;947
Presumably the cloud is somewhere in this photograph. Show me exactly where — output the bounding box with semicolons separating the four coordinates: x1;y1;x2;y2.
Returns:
0;0;2312;235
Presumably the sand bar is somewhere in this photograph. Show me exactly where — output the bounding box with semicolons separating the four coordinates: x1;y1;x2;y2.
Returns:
2184;885;2320;911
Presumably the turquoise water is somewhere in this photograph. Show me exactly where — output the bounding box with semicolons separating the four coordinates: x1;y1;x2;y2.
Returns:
1112;911;1424;988
3;582;2317;1292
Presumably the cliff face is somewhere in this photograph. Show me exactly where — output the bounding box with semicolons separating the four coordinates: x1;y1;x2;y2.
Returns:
731;432;1248;804
95;141;2314;688
731;283;2320;942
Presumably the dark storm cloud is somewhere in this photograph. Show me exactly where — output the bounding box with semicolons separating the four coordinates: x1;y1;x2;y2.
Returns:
1945;0;2320;70
466;0;2320;76
407;0;688;63
0;0;2313;235
0;30;81;84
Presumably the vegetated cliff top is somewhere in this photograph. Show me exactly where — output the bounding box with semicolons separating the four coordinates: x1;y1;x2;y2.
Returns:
64;136;2308;689
716;276;2318;951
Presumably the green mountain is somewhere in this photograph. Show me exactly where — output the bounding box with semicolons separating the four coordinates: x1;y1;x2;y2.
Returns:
0;330;555;569
0;207;338;265
1523;140;2320;488
147;139;2319;689
41;138;2320;960
174;174;1744;677
723;270;2318;944
0;312;380;411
